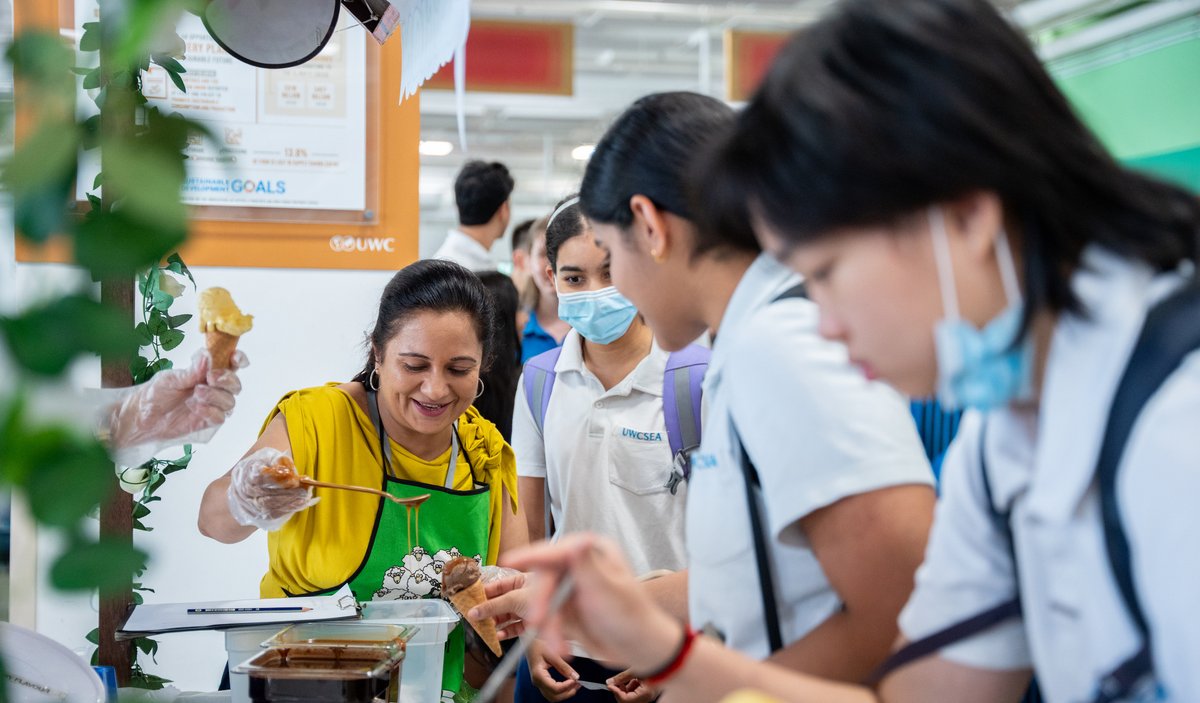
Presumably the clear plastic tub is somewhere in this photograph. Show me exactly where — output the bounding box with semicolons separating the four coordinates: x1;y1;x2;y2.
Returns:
226;626;292;703
237;623;416;703
360;600;460;703
263;623;415;653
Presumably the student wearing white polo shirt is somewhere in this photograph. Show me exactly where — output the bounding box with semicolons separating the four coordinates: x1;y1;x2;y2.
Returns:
511;194;706;703
486;2;1200;702
474;91;935;695
480;91;937;684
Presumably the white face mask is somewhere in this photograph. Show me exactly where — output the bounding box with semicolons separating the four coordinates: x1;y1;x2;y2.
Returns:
929;207;1033;410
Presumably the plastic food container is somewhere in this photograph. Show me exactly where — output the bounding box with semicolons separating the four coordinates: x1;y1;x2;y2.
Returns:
236;623;416;703
227;626;293;703
360;600;460;703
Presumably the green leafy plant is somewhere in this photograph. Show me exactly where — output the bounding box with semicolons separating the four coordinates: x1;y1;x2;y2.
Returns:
114;256;200;689
132;255;195;385
0;0;212;693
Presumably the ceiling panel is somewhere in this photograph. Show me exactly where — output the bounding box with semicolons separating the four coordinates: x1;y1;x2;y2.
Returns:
414;0;1121;255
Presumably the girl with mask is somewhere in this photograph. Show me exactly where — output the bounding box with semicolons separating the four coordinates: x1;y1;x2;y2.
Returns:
484;0;1200;701
510;194;707;703
481;92;935;699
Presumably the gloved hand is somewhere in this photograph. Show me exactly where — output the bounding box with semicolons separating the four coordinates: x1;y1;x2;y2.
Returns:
227;447;318;531
480;564;523;585
106;349;248;467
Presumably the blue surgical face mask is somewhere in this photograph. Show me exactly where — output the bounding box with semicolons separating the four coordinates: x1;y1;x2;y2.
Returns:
929;207;1033;411
557;286;638;345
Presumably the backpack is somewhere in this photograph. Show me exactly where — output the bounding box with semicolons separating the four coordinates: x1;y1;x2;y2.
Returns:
521;343;710;537
868;277;1200;701
735;281;808;653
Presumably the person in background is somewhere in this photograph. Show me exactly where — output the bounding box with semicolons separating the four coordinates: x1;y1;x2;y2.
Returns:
198;260;525;700
434;160;515;271
511;218;539;331
484;0;1200;700
909;397;961;482
475;270;523;442
522;215;571;362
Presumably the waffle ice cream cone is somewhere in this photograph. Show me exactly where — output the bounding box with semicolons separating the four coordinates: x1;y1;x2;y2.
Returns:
197;287;253;369
443;557;502;657
205;330;239;370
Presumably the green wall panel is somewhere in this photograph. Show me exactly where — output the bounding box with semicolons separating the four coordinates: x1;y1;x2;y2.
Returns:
1050;18;1200;191
1124;143;1200;192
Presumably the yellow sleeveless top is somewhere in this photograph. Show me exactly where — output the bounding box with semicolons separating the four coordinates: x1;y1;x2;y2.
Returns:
258;384;518;598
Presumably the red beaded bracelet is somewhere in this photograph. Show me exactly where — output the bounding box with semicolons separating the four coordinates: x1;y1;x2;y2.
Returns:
643;626;699;687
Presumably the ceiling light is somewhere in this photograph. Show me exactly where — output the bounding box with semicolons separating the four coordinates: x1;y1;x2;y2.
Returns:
571;144;595;161
419;140;454;156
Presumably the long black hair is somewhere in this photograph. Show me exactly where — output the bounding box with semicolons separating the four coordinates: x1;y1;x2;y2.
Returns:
580;91;754;259
472;271;521;441
703;0;1200;330
352;259;497;384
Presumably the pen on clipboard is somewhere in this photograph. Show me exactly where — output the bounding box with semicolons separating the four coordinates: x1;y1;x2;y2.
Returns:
187;606;312;614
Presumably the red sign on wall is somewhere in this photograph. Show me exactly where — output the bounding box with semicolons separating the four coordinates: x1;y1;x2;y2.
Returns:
726;29;791;102
425;20;574;96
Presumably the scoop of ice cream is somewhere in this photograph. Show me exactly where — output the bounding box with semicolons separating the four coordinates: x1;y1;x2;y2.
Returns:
442;557;482;597
198;287;253;336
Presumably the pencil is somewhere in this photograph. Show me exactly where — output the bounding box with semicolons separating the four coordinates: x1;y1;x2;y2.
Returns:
187;606;313;614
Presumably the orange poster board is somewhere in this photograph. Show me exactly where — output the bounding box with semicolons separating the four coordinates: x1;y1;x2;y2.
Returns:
424;20;573;96
725;29;791;103
14;0;419;271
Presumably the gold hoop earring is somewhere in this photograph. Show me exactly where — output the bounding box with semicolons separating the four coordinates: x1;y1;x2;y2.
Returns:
368;368;380;391
475;378;486;399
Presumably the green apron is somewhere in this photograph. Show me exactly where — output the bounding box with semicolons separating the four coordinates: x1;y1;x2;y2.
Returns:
340;390;492;700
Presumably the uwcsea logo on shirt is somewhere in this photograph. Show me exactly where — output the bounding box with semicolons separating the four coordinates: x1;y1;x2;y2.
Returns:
621;427;663;442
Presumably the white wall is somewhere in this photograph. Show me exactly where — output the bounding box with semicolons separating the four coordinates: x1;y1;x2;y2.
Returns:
9;252;398;690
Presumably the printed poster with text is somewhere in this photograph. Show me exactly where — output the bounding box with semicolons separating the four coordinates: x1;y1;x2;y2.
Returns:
75;3;367;211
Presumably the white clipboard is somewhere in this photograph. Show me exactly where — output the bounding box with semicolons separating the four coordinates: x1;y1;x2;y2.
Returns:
117;584;359;639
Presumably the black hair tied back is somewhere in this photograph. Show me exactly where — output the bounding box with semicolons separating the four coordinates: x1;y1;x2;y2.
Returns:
352;259;498;384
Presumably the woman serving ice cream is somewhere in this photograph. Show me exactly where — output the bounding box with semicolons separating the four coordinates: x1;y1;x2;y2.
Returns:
198;260;525;699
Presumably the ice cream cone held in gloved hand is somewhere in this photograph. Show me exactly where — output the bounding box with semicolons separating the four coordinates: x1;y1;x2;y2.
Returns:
197;287;253;369
443;557;503;657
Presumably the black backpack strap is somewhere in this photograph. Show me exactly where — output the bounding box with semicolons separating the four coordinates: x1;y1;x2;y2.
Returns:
773;282;808;302
865;597;1022;685
866;419;1025;685
1097;279;1200;639
726;281;807;653
1086;278;1200;702
733;423;785;653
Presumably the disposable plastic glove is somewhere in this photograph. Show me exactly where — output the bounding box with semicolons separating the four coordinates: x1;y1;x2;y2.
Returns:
480;565;523;586
106;349;248;467
227;447;318;531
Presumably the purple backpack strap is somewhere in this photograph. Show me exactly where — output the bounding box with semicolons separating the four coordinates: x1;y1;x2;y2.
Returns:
663;344;710;486
523;347;564;539
522;347;563;436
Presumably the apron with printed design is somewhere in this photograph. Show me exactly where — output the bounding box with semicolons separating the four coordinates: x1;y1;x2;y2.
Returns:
331;390;491;699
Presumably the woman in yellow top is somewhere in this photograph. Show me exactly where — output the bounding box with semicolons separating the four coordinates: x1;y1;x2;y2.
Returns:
199;259;525;697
